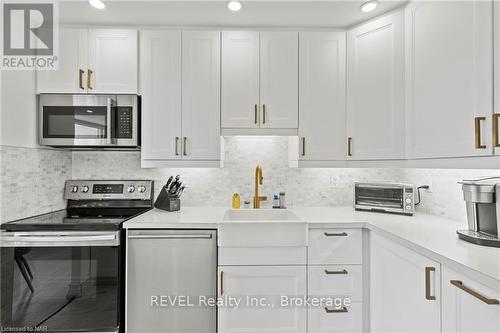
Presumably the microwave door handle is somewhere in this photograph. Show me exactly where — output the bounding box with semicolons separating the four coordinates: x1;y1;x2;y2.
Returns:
106;98;116;145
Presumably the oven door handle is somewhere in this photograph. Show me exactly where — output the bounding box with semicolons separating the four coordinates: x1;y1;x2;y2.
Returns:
107;97;116;145
0;231;120;247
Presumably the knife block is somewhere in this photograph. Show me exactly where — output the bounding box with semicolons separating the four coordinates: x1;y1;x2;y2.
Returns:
154;187;181;212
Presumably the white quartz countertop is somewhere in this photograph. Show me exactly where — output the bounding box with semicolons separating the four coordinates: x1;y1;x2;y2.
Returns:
124;206;500;289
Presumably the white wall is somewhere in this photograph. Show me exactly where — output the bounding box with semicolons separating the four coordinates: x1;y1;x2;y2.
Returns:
1;70;39;148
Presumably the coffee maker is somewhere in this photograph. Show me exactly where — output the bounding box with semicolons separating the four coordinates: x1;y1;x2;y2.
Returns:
458;177;500;247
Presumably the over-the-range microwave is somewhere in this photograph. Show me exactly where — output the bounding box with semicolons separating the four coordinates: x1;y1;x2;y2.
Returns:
38;94;140;148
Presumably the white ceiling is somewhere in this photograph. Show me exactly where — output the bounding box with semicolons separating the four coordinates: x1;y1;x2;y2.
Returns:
59;1;408;29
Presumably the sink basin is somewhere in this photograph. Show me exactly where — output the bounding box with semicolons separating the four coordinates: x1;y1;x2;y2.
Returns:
223;209;303;223
219;209;307;247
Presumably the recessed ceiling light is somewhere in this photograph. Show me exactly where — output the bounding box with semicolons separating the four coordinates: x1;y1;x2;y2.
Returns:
227;1;242;12
89;0;106;10
360;0;378;13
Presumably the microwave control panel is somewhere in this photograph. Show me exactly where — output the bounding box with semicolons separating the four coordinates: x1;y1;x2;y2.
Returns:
116;107;133;139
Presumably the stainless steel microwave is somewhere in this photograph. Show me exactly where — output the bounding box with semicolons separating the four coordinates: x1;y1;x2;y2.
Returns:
38;94;139;148
354;182;415;216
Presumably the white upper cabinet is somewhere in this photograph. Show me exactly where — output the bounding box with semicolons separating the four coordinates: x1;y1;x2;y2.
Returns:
222;31;298;133
260;32;298;129
442;266;500;333
347;11;405;160
37;28;138;94
370;233;441;333
88;29;138;94
37;28;88;93
140;30;182;161
405;1;493;159
494;2;500;155
181;31;221;160
221;31;260;128
298;32;346;161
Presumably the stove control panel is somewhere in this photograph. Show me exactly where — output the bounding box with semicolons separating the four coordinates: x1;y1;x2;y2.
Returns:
64;180;154;200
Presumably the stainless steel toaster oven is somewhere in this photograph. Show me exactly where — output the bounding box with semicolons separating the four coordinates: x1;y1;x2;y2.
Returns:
354;182;415;215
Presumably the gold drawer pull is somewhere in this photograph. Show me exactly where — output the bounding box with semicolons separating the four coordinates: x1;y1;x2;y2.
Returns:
262;104;267;124
347;137;353;156
87;69;93;90
325;269;348;275
325;307;348;313
450;280;499;305
301;137;306;156
324;232;348;237
254;104;258;124
79;69;85;90
220;271;224;296
474;117;486;149
425;267;436;300
493;114;500;147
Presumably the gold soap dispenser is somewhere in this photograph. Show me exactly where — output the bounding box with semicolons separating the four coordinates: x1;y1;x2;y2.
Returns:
232;188;241;209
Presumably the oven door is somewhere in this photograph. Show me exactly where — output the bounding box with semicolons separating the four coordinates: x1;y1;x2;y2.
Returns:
0;231;121;333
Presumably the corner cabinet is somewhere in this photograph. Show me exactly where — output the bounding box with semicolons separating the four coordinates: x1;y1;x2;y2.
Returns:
37;28;137;94
221;31;298;135
297;32;346;162
442;266;500;333
405;1;493;159
346;11;405;160
370;233;441;333
140;30;222;168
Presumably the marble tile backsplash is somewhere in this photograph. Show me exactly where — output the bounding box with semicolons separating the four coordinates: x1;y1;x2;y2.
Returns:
0;145;72;222
2;137;499;224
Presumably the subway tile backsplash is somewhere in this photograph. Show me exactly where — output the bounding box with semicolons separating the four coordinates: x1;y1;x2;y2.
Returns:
2;137;500;223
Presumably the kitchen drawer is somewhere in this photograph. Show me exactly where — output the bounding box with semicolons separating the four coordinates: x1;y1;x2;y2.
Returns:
308;265;363;302
308;229;362;264
308;302;363;333
218;246;306;265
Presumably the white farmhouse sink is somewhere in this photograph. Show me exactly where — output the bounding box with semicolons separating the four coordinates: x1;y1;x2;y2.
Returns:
218;209;307;247
223;209;303;223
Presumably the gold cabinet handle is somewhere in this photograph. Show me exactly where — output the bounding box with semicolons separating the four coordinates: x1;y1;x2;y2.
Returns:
262;104;266;124
425;267;436;301
220;271;224;296
175;137;180;156
475;117;486;149
347;137;353;157
325;269;348;275
183;137;188;156
493;114;500;148
325;307;348;313
450;280;499;305
301;137;306;156
87;69;93;90
79;69;85;90
254;104;258;124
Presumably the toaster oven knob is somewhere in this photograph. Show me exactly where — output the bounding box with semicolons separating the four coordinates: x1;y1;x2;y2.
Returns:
70;186;78;193
82;186;89;193
405;198;412;204
138;185;146;193
405;205;412;210
127;185;135;193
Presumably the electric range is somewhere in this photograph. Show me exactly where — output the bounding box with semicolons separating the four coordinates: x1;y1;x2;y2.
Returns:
0;180;154;333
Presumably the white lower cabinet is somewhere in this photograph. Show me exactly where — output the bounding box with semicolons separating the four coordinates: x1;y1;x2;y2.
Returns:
370;233;441;333
217;265;306;333
442;266;500;333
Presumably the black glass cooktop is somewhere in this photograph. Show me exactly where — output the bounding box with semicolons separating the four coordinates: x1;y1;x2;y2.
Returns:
1;210;129;231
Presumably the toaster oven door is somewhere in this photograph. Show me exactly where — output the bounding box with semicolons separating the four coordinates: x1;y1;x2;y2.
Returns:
355;185;404;211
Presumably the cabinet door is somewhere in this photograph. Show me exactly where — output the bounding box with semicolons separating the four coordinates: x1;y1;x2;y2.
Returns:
182;31;221;160
37;28;87;93
405;1;493;158
260;32;298;129
221;31;260;128
218;266;306;333
88;29;138;94
494;2;500;155
299;32;346;160
370;233;441;333
347;11;405;160
140;30;182;160
442;266;500;333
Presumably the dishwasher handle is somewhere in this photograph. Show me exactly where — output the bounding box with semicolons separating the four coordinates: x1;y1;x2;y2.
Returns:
128;234;213;240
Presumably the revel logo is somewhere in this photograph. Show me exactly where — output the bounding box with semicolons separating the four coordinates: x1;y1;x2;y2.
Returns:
3;3;53;56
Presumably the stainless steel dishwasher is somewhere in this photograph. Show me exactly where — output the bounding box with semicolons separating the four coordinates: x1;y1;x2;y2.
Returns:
126;229;217;333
